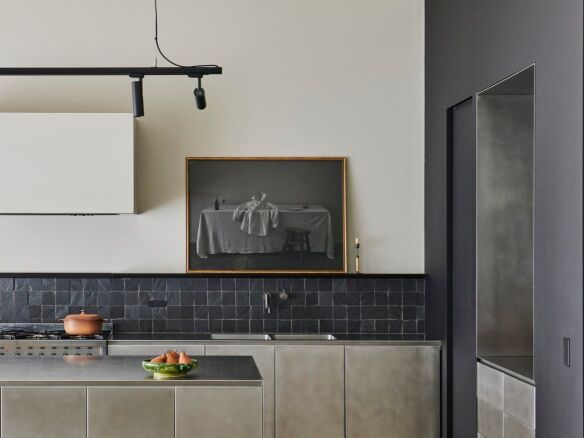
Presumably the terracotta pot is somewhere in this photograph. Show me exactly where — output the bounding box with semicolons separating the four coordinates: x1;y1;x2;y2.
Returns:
62;310;103;336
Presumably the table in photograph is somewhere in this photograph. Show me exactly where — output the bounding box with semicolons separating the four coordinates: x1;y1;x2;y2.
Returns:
196;204;335;258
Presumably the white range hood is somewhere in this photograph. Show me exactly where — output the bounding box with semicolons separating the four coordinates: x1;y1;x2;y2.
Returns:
0;113;135;214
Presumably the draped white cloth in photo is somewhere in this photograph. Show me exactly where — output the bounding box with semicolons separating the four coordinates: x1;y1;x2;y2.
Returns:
196;204;335;259
232;192;279;236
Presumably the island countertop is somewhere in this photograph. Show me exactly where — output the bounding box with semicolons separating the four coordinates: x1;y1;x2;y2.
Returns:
0;355;262;387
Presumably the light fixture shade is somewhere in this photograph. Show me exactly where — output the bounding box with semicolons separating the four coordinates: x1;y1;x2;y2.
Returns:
194;87;206;110
131;79;144;117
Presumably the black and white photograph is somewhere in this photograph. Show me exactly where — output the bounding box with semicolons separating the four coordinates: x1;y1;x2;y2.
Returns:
187;157;347;273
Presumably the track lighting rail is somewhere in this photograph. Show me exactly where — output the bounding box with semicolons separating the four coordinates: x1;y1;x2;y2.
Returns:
0;66;222;117
0;66;222;76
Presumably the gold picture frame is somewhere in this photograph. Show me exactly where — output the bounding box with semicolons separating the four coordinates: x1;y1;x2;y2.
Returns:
186;157;348;274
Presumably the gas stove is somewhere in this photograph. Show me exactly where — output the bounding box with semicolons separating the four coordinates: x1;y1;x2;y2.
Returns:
0;323;112;356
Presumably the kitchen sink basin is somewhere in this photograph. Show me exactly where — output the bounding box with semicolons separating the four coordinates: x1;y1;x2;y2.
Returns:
272;334;337;341
210;333;272;341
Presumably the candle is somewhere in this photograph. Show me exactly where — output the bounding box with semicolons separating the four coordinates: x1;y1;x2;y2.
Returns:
355;237;359;246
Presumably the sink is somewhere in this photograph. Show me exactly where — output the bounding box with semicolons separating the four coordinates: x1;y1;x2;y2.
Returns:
210;333;272;341
272;334;337;341
209;333;337;341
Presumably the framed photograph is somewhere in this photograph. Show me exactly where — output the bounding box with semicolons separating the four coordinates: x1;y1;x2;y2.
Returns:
186;157;347;273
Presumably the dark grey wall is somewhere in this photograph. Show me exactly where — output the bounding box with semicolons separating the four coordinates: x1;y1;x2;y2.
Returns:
425;1;583;437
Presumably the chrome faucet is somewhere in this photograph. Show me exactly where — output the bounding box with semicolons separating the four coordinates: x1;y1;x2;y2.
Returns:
277;279;289;302
278;287;289;302
263;292;271;314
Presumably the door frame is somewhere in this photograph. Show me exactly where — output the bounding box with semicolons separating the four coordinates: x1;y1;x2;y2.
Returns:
445;96;475;438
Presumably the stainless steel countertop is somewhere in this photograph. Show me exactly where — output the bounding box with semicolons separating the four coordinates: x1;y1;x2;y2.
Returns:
109;332;441;346
479;356;534;385
0;356;262;387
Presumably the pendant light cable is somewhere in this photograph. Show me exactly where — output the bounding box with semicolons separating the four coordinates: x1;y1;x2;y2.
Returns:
154;0;219;69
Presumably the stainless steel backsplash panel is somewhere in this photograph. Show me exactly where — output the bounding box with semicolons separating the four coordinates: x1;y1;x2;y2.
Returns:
476;78;534;358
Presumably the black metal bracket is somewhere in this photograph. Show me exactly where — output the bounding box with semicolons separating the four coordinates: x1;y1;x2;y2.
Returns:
0;66;222;77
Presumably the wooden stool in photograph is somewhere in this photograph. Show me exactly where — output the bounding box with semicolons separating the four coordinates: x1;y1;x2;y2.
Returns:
282;228;311;255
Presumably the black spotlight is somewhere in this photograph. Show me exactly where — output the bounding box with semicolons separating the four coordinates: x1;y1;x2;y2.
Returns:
131;77;144;117
194;77;206;110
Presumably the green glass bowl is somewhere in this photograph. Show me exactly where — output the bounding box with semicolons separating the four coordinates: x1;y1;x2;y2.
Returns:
142;359;198;379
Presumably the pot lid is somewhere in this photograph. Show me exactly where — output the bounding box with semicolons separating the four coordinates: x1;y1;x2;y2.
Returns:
63;310;103;321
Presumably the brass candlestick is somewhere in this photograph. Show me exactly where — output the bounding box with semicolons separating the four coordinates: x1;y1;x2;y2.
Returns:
355;237;360;273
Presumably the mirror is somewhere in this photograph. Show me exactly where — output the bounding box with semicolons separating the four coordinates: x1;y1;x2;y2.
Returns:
476;65;535;363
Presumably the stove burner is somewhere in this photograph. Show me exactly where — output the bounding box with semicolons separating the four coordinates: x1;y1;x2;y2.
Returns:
0;330;37;340
0;329;111;341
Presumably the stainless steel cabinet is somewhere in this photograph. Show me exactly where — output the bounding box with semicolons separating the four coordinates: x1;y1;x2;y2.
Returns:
105;341;441;438
275;345;345;438
502;374;535;429
176;386;263;438
206;344;275;438
1;386;86;438
1;383;264;438
107;344;204;356
87;387;174;438
478;399;504;438
345;346;440;438
477;363;535;438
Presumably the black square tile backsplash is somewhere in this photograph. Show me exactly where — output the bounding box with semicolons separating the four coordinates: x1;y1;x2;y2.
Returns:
0;275;425;337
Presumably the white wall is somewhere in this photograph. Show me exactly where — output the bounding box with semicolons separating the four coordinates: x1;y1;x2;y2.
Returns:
0;0;424;273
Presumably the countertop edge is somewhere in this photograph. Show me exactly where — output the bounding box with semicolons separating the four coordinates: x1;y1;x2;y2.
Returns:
0;380;263;387
108;333;442;347
109;338;442;347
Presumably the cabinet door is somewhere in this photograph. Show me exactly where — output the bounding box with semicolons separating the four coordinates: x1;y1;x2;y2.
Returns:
345;346;440;438
206;345;275;438
87;387;174;438
275;345;344;438
0;113;134;214
107;343;204;356
1;386;86;438
176;386;263;438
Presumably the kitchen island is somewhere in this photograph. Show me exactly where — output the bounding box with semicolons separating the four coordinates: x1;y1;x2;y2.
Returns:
0;355;263;438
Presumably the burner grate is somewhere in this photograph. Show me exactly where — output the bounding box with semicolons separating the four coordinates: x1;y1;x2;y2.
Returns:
0;329;111;340
0;323;111;356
